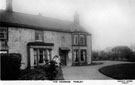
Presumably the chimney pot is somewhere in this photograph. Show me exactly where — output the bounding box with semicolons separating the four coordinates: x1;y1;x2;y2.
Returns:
74;11;80;25
6;0;13;12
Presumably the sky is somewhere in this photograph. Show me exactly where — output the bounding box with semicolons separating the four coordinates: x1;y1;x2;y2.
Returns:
0;0;135;51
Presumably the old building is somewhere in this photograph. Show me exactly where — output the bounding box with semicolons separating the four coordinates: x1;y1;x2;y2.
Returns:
0;0;92;69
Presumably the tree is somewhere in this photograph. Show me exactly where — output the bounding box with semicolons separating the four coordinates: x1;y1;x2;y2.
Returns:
112;46;133;61
92;51;99;60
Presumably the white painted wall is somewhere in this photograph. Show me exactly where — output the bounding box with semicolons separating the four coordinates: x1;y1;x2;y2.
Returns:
87;35;92;64
8;27;73;69
8;27;35;69
7;27;91;69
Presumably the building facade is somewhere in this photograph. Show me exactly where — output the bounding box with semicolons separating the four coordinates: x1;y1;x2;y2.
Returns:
0;0;92;69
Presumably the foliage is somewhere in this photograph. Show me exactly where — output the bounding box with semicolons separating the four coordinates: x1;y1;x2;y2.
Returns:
1;53;22;80
44;60;58;80
18;69;47;80
127;52;135;62
92;46;135;62
112;46;133;61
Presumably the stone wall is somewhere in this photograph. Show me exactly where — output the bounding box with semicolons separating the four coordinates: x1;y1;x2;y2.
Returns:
72;35;92;65
44;31;72;66
8;27;73;69
7;27;91;69
8;27;35;69
87;35;92;64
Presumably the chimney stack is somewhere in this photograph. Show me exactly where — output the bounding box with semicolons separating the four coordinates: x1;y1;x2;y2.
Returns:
74;11;80;25
6;0;13;12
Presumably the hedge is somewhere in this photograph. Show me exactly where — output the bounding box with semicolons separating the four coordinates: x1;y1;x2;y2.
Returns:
1;53;22;80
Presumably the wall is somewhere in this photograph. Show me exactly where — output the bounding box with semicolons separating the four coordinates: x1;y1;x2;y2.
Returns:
72;35;92;64
87;35;92;64
44;31;72;66
8;27;35;69
8;27;73;69
8;27;91;68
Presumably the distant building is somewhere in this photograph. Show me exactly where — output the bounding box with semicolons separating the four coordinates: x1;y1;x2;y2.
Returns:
130;44;135;52
0;0;92;69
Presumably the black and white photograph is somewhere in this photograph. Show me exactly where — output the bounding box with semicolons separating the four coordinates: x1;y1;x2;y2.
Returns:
0;0;135;84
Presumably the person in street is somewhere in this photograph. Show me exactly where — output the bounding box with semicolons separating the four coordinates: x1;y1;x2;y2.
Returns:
52;55;61;67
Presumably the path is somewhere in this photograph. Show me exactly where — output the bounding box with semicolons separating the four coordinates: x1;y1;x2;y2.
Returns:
62;61;130;80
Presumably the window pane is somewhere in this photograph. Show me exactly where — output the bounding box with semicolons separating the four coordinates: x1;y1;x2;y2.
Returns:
0;50;8;54
80;50;86;61
81;50;84;61
73;35;78;45
0;27;7;40
34;49;38;65
74;50;79;62
80;35;86;45
0;41;8;50
35;31;43;41
0;33;5;38
39;50;43;63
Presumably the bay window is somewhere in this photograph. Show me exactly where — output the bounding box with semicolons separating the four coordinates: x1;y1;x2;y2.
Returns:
79;35;86;45
73;34;86;46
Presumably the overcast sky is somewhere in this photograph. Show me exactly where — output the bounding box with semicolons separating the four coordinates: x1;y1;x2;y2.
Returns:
0;0;135;51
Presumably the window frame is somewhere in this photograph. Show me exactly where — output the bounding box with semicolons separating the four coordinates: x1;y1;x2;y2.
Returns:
0;50;8;54
72;33;87;46
73;34;79;45
79;34;87;46
0;27;8;40
80;49;87;62
0;27;8;52
35;30;44;42
74;49;79;62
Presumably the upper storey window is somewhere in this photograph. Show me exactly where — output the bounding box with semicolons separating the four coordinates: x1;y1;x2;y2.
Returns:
0;27;8;53
73;34;79;45
0;27;8;40
35;30;44;42
79;35;86;45
73;34;86;46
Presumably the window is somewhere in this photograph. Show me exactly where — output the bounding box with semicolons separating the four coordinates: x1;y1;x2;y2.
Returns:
61;36;65;42
0;27;7;40
73;34;79;45
35;30;44;42
0;41;8;50
80;50;87;62
0;27;8;52
74;49;79;62
44;49;48;60
79;35;86;45
73;34;86;46
0;50;8;54
39;50;44;63
0;41;8;54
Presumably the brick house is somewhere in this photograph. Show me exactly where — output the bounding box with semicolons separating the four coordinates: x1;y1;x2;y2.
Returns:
0;0;92;69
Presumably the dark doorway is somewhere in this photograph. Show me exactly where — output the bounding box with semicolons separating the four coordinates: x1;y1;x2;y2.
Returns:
59;49;69;66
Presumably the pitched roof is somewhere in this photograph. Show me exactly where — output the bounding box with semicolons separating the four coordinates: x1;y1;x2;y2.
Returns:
0;9;90;34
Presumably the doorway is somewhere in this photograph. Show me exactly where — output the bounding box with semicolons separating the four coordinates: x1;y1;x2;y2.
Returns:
59;49;69;66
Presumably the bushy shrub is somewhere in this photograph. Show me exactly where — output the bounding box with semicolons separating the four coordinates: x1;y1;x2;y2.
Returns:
127;52;135;62
44;60;58;80
1;53;22;80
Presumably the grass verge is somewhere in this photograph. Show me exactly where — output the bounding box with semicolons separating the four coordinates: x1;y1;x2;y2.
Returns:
99;63;135;79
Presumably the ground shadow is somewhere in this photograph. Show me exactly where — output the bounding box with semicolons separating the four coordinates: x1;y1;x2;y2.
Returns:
72;62;103;67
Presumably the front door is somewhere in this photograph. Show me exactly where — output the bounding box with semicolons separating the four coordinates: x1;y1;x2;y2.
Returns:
59;50;68;66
